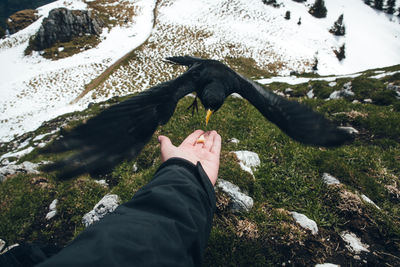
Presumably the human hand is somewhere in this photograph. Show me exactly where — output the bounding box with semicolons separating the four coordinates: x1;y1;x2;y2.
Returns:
158;130;221;185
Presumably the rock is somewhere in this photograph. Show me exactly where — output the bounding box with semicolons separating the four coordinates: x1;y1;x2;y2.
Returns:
0;243;19;255
216;179;254;213
360;194;381;210
290;211;319;235
322;173;341;185
228;138;240;144
340;231;370;254
285;88;294;94
94;179;109;187
307;89;314;99
46;199;58;220
363;99;373;103
82;194;120;227
0;161;40;182
329;82;354;100
338;126;359;134
0;239;5;253
232;151;260;178
31;8;105;51
328;82;337;87
315;264;340;267
6;9;38;34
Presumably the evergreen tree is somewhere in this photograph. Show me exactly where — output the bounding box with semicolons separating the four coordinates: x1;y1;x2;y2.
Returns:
329;14;345;36
374;0;383;10
297;17;302;25
386;0;396;14
334;44;346;61
364;0;372;6
292;0;306;2
285;11;291;20
309;0;327;18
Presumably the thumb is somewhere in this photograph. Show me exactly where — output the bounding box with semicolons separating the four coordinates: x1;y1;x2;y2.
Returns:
158;135;174;163
158;135;174;151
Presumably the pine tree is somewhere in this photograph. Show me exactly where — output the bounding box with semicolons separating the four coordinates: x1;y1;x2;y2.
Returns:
297;17;302;25
364;0;372;6
334;44;346;61
309;0;327;18
386;0;396;14
374;0;383;10
285;11;291;20
329;14;345;36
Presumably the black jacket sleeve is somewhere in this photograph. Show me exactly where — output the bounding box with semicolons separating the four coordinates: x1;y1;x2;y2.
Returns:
36;158;216;267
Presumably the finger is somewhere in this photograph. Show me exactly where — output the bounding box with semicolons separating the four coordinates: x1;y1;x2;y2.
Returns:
210;132;222;154
203;130;217;151
158;135;174;151
181;129;204;146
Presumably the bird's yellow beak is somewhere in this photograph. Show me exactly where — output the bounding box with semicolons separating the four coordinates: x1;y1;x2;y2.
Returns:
206;109;213;126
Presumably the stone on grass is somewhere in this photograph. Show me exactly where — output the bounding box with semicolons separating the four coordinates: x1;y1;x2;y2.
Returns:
329;82;354;100
46;199;58;220
82;194;120;227
228;138;240;144
307;89;314;99
290;211;318;235
315;264;340;267
233;151;260;178
0;161;40;182
338;126;359;134
216;179;253;213
340;231;369;254
361;194;381;210
0;239;5;253
322;173;341;185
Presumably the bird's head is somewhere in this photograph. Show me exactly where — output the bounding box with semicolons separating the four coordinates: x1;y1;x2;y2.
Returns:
166;56;239;125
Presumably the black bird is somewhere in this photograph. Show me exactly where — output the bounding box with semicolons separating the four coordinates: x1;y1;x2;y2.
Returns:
42;56;352;178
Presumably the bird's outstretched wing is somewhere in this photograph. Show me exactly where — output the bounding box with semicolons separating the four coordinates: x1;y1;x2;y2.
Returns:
235;75;353;147
41;74;195;179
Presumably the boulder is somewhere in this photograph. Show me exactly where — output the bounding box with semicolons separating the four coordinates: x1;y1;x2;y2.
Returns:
216;179;254;213
0;161;40;182
290;211;319;235
232;150;260;178
6;9;38;34
82;194;120;227
31;8;105;51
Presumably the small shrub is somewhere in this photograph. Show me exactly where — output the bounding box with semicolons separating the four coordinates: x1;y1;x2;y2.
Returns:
329;14;345;36
334;44;345;61
285;11;291;20
309;0;327;18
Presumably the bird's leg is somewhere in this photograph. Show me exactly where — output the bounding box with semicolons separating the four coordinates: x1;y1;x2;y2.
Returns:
187;95;199;116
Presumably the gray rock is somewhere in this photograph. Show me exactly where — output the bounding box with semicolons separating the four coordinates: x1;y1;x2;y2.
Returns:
31;8;105;51
0;239;5;253
361;194;381;210
363;99;373;103
0;243;19;255
328;81;337;87
315;264;340;267
306;89;314;99
228;138;240;144
340;231;369;254
338;126;359;134
329;82;354;100
82;194;120;227
45;199;58;220
290;211;319;235
216;179;254;213
0;161;40;182
233;150;260;178
322;173;341;185
285;88;294;94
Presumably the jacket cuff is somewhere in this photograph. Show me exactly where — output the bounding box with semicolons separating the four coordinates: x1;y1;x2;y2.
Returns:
156;158;216;210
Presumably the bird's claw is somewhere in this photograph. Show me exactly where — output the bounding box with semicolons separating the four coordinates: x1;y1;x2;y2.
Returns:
187;96;199;116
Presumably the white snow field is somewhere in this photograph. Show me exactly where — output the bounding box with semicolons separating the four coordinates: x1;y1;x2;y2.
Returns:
0;0;399;142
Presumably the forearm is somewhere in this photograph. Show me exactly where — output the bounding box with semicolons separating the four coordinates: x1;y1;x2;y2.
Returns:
37;158;216;267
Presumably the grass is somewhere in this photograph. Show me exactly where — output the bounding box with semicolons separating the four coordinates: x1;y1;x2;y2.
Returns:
1;68;400;265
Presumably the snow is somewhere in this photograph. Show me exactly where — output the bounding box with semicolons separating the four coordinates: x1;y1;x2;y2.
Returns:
0;0;156;142
1;0;400;143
